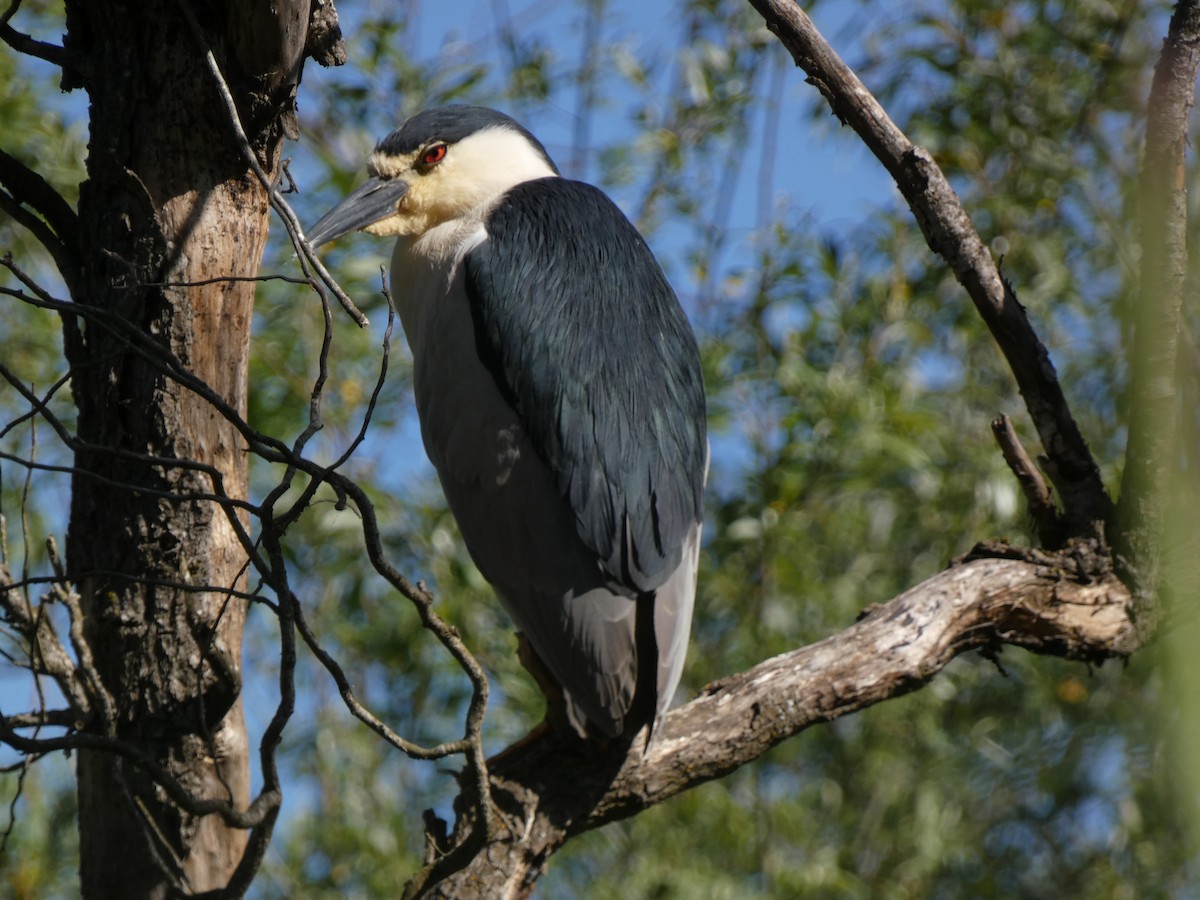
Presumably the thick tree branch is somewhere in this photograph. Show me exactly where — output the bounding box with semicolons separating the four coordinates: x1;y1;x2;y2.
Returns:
1116;0;1200;596
745;0;1111;542
411;547;1137;897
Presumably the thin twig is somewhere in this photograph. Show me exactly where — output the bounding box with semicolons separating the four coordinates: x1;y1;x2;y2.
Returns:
0;715;280;827
326;268;396;470
0;756;31;855
331;474;496;840
47;537;115;730
1;709;77;729
0;534;91;721
991;414;1061;547
142;273;312;288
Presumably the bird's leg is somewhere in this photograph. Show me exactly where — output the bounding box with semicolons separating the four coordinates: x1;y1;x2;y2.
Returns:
484;634;576;767
515;631;577;737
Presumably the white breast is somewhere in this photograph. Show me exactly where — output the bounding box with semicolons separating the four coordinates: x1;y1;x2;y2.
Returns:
390;226;524;492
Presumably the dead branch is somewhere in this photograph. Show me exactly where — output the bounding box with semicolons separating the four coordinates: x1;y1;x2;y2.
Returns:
0;149;79;277
0;23;67;69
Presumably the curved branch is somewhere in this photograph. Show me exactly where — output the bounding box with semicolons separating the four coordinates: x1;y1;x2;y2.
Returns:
1116;0;1200;595
0;715;281;830
0;22;68;68
0;150;80;288
745;0;1111;541
412;548;1137;897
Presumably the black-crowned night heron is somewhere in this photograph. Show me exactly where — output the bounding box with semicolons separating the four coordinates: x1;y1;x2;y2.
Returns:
308;105;706;741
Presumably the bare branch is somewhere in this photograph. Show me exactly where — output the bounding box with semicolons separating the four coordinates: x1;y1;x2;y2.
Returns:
0;22;68;69
0;540;92;721
0;755;31;855
0;149;79;256
329;472;498;842
289;585;475;760
746;0;1112;541
0;185;78;292
2;709;77;729
46;537;116;730
0;715;280;829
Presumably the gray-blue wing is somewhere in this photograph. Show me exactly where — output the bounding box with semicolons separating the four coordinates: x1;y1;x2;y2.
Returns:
463;177;706;595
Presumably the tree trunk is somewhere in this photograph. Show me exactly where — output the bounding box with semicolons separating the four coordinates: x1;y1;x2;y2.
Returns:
62;2;319;894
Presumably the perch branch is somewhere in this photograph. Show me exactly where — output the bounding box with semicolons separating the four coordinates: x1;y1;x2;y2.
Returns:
409;548;1137;897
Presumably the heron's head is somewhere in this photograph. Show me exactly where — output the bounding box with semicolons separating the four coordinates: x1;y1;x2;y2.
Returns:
307;105;559;246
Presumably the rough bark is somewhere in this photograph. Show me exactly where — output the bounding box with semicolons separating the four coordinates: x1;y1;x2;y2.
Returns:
408;546;1137;898
61;1;318;895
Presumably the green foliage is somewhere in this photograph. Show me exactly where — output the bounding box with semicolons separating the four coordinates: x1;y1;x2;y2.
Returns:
0;764;78;900
1;0;1196;897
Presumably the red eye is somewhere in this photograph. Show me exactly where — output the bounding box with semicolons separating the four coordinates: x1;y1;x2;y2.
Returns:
421;144;447;168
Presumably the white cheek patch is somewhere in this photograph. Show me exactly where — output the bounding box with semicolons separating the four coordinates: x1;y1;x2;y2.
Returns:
366;125;558;238
369;150;416;179
364;216;408;236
